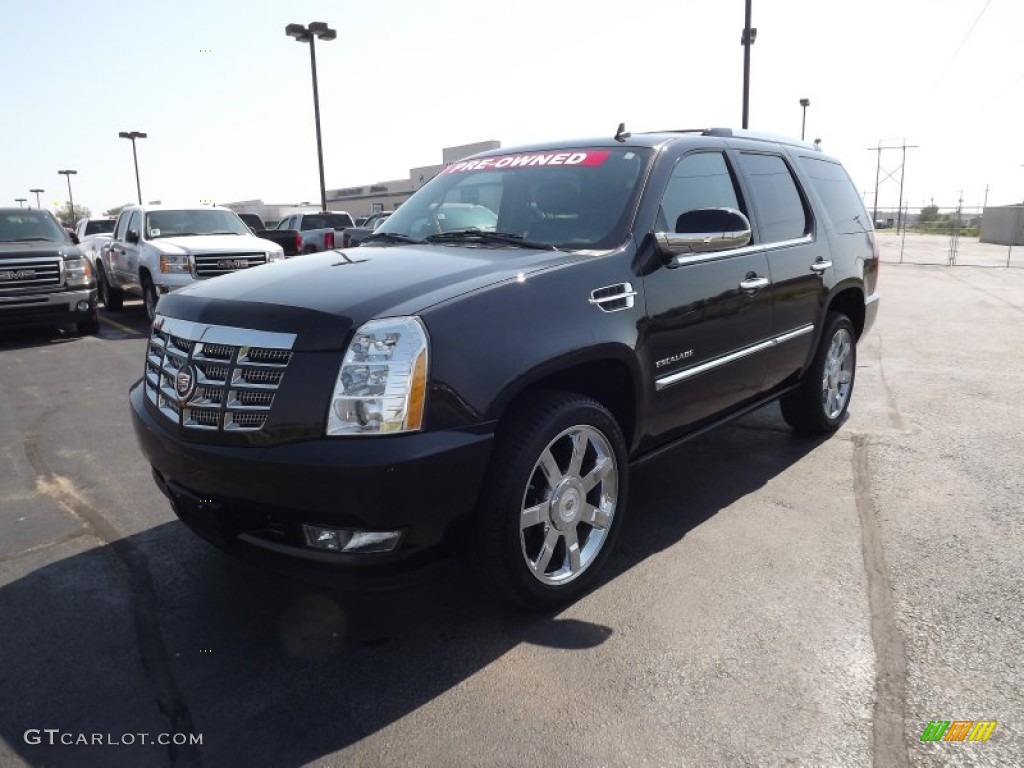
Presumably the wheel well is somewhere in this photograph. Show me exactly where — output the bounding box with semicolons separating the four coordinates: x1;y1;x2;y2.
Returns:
139;266;152;285
828;286;865;339
507;360;636;447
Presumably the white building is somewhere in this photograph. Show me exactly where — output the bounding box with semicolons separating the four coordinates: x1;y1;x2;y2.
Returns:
223;140;501;224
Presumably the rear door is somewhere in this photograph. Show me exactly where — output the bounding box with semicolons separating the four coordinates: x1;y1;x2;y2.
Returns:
643;149;774;443
731;149;828;390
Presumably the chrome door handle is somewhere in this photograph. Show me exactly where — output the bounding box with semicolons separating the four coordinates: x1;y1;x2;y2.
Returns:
810;260;832;273
739;276;770;291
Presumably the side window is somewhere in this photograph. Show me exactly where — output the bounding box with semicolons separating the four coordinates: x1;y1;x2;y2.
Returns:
797;156;870;235
736;153;810;243
659;152;742;233
127;210;142;238
279;217;292;229
113;211;130;241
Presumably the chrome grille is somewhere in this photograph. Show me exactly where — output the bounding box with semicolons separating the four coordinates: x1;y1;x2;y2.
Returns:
193;252;267;279
144;316;296;433
0;257;63;294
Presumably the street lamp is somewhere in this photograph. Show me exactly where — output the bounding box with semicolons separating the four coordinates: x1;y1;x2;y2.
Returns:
118;131;147;204
740;0;756;129
799;98;811;141
285;21;337;213
58;169;78;226
15;198;27;208
30;189;44;209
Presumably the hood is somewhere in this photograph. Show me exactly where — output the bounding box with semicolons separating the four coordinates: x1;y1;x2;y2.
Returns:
165;243;573;327
0;241;81;259
144;234;279;253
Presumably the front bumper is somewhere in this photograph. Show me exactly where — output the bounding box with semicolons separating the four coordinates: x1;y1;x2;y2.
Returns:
0;287;97;329
129;381;494;586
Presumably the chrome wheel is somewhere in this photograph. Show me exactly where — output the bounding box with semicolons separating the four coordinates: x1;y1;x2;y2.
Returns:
519;424;618;586
822;327;854;419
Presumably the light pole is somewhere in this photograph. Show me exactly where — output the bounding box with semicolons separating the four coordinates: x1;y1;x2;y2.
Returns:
58;169;78;226
799;98;810;141
30;189;44;209
118;131;147;204
740;0;756;129
15;198;27;208
286;21;337;213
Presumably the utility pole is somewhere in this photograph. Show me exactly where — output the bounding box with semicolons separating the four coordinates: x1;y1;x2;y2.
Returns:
867;141;918;230
740;0;755;129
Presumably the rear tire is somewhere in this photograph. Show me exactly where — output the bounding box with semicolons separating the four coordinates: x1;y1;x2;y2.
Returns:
97;263;124;311
470;391;628;610
780;312;857;434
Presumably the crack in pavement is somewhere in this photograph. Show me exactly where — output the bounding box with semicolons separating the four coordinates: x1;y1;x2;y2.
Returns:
23;407;203;768
873;332;906;432
852;433;909;768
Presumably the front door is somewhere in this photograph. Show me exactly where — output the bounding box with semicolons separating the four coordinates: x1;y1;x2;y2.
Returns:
642;151;774;444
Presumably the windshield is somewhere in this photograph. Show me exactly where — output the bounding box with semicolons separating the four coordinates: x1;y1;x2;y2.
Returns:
84;219;116;235
0;210;68;243
144;209;250;238
373;147;652;251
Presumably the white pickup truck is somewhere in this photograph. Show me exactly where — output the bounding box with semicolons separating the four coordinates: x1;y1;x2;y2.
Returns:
98;205;285;320
73;215;118;268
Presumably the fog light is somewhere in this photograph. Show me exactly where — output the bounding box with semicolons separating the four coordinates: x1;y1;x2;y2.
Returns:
76;300;91;312
301;524;402;554
302;525;351;552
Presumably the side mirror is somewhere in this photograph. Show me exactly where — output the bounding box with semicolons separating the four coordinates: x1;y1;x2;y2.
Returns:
655;207;752;257
126;229;140;244
69;233;80;245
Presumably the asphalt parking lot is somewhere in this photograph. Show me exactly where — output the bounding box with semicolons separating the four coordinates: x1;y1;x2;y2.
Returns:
0;264;1021;768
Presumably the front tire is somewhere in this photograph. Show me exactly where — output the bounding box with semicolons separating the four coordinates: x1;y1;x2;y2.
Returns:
780;312;857;433
76;311;100;335
471;392;628;610
141;273;159;323
97;263;124;311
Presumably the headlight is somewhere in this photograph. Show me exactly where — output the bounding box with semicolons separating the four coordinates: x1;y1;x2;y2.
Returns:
267;249;285;262
327;316;429;436
63;257;93;287
159;253;190;274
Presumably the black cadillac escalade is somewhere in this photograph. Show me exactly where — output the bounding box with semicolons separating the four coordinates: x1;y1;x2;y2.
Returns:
130;127;879;609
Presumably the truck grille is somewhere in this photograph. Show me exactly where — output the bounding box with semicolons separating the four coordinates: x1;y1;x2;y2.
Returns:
144;315;297;433
193;252;267;278
0;257;63;294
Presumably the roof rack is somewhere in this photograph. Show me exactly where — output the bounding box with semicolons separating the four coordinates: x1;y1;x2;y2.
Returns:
640;126;820;149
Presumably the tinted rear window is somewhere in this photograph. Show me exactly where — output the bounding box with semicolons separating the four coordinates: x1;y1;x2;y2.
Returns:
84;219;115;235
301;214;354;230
736;153;810;243
797;156;870;234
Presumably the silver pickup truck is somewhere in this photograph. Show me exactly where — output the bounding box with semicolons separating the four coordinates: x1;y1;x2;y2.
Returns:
271;212;355;254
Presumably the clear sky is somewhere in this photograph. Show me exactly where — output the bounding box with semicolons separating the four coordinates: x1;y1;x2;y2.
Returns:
2;0;1022;216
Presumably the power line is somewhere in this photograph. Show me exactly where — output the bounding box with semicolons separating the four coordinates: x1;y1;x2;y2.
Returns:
935;0;993;82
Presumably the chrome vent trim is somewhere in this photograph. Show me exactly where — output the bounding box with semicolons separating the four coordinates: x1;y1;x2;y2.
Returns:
144;315;296;433
588;282;637;313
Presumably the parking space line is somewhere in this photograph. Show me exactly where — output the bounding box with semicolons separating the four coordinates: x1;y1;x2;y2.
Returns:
99;315;146;336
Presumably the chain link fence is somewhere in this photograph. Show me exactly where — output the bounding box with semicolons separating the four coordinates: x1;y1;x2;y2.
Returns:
873;204;1022;268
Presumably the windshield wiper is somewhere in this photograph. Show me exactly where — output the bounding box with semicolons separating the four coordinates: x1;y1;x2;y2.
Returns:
6;237;55;242
204;231;245;236
151;232;198;238
361;232;423;245
424;229;559;251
